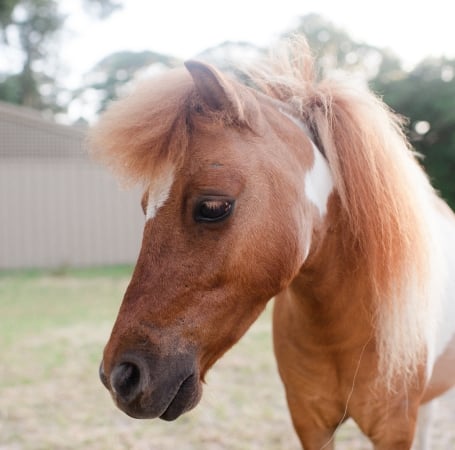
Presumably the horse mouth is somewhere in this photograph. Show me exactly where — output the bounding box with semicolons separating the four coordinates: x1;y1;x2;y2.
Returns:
159;373;201;421
111;373;200;421
114;371;202;421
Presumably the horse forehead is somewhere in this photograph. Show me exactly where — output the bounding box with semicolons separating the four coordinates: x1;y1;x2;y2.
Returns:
145;164;175;221
143;113;333;221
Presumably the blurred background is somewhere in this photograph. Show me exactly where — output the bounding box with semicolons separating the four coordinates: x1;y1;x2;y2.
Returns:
1;0;455;269
1;1;454;449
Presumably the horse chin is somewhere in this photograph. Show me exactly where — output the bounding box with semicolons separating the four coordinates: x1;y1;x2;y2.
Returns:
159;374;202;421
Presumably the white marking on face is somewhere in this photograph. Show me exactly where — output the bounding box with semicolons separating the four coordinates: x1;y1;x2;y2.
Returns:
279;108;334;216
145;165;175;221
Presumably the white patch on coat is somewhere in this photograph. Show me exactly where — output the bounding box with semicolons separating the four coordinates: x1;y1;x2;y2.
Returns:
402;163;453;383
279;108;334;216
431;205;455;360
305;143;334;217
145;166;175;221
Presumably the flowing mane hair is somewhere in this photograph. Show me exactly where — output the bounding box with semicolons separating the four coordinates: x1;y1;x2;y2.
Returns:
247;37;443;388
89;37;443;388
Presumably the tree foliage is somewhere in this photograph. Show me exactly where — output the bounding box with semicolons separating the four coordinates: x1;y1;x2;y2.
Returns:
0;0;19;30
373;59;455;208
0;0;120;111
77;50;181;114
285;14;404;81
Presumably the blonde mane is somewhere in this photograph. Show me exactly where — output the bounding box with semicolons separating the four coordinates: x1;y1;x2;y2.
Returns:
248;37;442;387
88;69;193;186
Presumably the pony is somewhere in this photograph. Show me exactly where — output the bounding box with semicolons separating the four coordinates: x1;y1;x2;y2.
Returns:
90;38;455;449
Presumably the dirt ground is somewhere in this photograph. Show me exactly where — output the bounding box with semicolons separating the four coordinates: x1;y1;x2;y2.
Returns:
0;274;454;449
2;322;454;450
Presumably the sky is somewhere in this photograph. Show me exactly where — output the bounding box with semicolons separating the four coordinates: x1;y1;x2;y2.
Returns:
61;0;455;86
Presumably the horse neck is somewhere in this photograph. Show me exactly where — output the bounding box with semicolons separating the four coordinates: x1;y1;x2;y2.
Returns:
284;197;375;350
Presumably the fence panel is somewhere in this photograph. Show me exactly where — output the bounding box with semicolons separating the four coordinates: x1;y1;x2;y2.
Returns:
0;102;144;269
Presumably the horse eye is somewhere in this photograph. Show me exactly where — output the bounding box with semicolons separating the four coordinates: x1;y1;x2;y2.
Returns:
195;199;234;222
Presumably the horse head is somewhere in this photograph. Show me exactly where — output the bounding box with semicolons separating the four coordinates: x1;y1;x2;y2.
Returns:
93;61;329;420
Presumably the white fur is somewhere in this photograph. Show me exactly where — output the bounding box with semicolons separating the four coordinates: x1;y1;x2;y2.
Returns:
408;170;454;382
279;108;334;217
305;143;334;217
430;206;455;360
145;166;175;221
409;171;455;450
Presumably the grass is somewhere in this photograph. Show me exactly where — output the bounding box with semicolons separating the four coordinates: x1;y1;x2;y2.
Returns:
0;267;453;449
0;266;302;450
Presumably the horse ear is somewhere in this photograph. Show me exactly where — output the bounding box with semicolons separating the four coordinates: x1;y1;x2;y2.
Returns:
184;60;244;120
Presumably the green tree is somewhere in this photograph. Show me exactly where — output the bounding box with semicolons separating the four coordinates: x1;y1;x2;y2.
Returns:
374;58;455;208
0;0;120;111
0;0;18;30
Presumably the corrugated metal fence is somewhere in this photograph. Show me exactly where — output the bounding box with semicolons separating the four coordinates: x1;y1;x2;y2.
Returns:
0;101;144;269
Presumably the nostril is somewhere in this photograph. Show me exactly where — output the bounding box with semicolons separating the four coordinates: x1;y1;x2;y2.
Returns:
110;362;141;402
